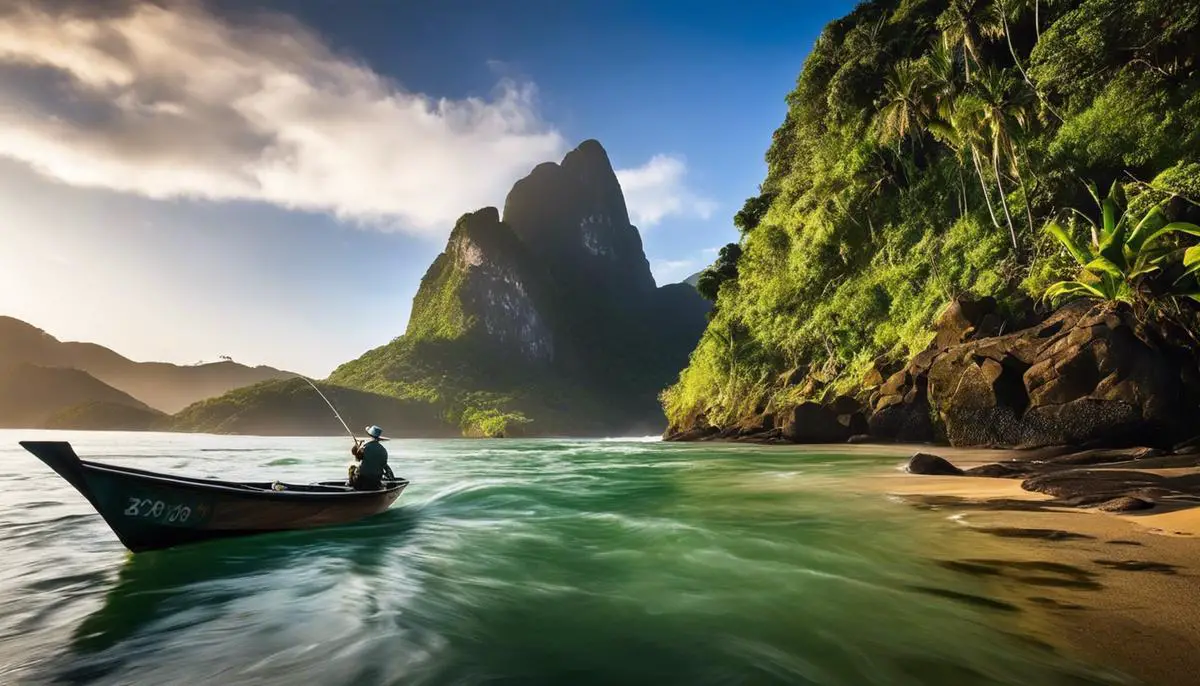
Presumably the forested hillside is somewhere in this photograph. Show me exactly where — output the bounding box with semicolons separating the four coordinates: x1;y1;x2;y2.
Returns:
666;0;1200;432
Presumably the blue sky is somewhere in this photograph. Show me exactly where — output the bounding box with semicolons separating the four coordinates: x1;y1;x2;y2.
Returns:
0;0;853;376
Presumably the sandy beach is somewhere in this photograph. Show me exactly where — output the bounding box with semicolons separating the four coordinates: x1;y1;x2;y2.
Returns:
860;447;1200;686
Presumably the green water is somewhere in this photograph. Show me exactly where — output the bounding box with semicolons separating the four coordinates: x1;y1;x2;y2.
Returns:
0;431;1131;685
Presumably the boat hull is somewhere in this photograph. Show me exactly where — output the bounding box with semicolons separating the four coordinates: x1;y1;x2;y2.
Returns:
20;441;407;553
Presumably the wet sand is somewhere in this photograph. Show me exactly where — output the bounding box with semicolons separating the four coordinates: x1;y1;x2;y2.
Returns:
861;449;1200;686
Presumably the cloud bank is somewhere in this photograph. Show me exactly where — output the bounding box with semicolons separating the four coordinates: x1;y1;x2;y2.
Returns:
617;154;717;227
0;0;712;235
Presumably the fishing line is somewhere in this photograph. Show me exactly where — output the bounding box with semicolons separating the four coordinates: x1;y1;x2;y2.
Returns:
295;375;357;442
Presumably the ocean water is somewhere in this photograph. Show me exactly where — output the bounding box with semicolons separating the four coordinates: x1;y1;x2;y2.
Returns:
0;430;1131;686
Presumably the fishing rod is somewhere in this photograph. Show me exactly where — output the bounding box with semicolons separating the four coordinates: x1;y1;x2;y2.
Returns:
294;375;358;444
218;356;358;444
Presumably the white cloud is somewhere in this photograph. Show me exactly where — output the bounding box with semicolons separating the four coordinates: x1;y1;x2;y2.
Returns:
649;258;699;285
616;154;717;228
0;0;566;235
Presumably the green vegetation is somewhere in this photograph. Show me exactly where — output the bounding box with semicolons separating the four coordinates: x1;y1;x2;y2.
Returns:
664;0;1200;428
460;406;532;438
44;401;166;432
170;378;458;437
1043;181;1200;305
696;244;743;302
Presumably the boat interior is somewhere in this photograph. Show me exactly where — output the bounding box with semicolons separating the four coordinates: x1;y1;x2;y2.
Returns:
80;459;408;494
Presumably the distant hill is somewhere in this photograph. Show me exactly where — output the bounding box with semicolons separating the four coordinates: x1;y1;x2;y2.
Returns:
43;401;167;432
0;316;292;413
683;271;703;288
0;364;164;429
170;378;460;437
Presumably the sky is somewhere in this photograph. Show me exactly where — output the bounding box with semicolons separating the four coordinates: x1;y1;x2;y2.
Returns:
0;0;854;377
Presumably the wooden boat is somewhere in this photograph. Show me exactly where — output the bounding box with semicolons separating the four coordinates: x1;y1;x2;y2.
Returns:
20;441;409;553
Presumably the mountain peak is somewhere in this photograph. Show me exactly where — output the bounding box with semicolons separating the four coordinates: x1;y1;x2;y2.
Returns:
324;138;711;437
561;138;611;172
502;139;651;295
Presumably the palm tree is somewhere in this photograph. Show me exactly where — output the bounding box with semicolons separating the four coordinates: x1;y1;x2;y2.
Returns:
994;0;1064;121
924;38;961;110
875;59;930;152
936;0;1003;81
973;66;1033;252
930;94;1005;236
1006;0;1064;42
922;39;976;217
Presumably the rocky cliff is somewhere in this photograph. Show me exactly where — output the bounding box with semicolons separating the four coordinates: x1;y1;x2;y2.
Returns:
328;139;711;437
662;0;1200;448
667;297;1200;450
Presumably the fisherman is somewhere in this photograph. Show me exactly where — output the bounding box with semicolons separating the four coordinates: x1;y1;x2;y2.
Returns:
348;425;394;490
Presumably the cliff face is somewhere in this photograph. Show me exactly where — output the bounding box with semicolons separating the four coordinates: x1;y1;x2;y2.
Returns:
662;0;1200;447
330;139;711;437
406;207;556;365
503;139;656;300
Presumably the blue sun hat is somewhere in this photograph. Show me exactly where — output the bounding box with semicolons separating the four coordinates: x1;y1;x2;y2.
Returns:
365;425;388;441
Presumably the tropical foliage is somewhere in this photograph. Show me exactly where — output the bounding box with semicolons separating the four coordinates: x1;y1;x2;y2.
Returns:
664;0;1200;429
1043;181;1200;305
696;243;743;301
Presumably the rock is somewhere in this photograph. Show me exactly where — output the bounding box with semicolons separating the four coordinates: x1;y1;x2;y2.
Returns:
1173;435;1200;454
838;411;869;436
798;377;825;398
737;412;775;437
862;356;902;391
1048;447;1164;466
868;371;936;443
924;301;1200;448
964;461;1033;478
828;395;861;415
664;425;717;442
780;402;852;443
905;453;964;476
778;366;808;387
1022;469;1168;502
1097;496;1154;512
715;424;742;439
663;413;717;442
932;296;999;349
878;370;910;400
861;365;885;389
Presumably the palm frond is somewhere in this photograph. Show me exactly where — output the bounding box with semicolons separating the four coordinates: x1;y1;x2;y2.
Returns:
1044;219;1090;265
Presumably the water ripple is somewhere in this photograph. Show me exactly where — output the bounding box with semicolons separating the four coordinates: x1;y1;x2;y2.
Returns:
0;431;1135;686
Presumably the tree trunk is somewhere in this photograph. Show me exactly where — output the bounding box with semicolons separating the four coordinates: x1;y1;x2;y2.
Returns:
1002;10;1063;122
1018;171;1035;238
957;166;968;218
1011;141;1036;237
992;148;1019;253
971;148;1002;230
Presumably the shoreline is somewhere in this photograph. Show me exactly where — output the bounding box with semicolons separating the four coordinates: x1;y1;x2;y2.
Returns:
860;448;1200;686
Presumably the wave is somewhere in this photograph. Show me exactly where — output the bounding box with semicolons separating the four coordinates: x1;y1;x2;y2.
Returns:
264;458;303;466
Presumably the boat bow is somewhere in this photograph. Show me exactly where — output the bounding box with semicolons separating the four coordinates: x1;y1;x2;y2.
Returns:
20;441;99;508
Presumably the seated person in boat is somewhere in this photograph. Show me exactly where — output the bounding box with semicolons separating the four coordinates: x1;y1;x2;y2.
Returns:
349;425;394;490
